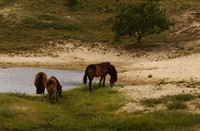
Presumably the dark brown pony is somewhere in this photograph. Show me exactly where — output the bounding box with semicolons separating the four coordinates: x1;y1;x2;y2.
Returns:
50;76;63;97
83;62;117;91
46;77;58;103
34;72;47;94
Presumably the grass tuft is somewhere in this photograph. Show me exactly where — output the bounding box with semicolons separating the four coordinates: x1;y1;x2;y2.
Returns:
0;107;18;119
171;94;194;102
167;101;188;110
141;98;162;107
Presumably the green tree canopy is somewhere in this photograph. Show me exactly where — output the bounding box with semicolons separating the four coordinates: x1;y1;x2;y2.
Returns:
112;1;173;46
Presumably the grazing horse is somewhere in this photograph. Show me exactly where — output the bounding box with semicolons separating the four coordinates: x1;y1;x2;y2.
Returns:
50;76;63;97
83;62;117;91
34;72;47;94
46;77;58;103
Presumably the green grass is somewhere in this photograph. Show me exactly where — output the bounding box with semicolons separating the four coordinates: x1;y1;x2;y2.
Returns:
1;88;200;130
167;101;188;110
0;87;125;130
141;93;195;109
141;98;162;107
0;107;19;119
171;94;194;102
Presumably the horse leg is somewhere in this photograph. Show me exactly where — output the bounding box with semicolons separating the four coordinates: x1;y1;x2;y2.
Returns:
49;94;52;103
99;76;103;87
103;75;106;87
42;88;44;95
56;92;58;102
89;77;93;91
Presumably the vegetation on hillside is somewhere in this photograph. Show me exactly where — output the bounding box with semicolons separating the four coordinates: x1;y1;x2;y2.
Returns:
0;0;200;52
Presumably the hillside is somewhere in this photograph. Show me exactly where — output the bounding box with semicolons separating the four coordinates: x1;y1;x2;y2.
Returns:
0;0;200;53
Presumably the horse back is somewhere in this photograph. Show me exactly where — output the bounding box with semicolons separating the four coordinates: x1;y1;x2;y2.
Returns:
95;63;110;76
86;63;110;77
46;78;57;94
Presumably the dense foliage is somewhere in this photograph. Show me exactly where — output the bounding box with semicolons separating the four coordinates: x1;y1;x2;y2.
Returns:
112;1;173;45
0;0;199;51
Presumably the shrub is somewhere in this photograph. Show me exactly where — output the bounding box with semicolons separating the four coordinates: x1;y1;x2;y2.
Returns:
67;0;78;8
141;98;162;107
167;101;187;110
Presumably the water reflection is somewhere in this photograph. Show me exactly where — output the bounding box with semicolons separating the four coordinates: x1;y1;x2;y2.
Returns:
0;67;84;94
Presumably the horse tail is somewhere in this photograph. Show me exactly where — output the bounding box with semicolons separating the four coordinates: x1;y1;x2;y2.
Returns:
36;72;43;94
38;72;43;88
83;68;88;84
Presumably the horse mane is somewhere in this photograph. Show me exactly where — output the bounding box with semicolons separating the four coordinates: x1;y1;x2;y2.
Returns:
101;62;110;65
51;76;62;88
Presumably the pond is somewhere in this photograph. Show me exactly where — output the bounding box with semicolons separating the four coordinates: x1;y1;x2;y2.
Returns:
0;67;84;94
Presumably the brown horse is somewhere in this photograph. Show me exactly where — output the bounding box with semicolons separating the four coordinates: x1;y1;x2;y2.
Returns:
83;62;117;91
50;76;63;97
46;77;58;103
34;72;47;94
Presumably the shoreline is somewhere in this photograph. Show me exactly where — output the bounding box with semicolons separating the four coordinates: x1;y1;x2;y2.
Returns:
1;40;200;112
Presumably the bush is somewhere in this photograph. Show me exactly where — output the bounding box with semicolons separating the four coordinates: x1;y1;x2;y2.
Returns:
141;98;162;107
171;94;194;102
167;101;187;110
67;0;78;8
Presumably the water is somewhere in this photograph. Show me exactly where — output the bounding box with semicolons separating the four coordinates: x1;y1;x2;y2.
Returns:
0;67;84;94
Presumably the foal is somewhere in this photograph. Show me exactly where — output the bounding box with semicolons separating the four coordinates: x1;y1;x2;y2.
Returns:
46;77;58;103
50;76;63;97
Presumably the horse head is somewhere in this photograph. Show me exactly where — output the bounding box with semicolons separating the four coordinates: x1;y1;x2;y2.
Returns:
57;85;63;96
108;64;117;87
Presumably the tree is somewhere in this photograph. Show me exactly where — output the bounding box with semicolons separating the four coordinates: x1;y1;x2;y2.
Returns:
112;1;173;46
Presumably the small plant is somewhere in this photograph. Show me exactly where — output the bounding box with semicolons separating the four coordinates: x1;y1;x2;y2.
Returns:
156;79;167;86
167;101;187;110
140;98;162;107
119;69;127;73
171;94;194;102
67;0;78;8
0;107;18;119
148;74;152;78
